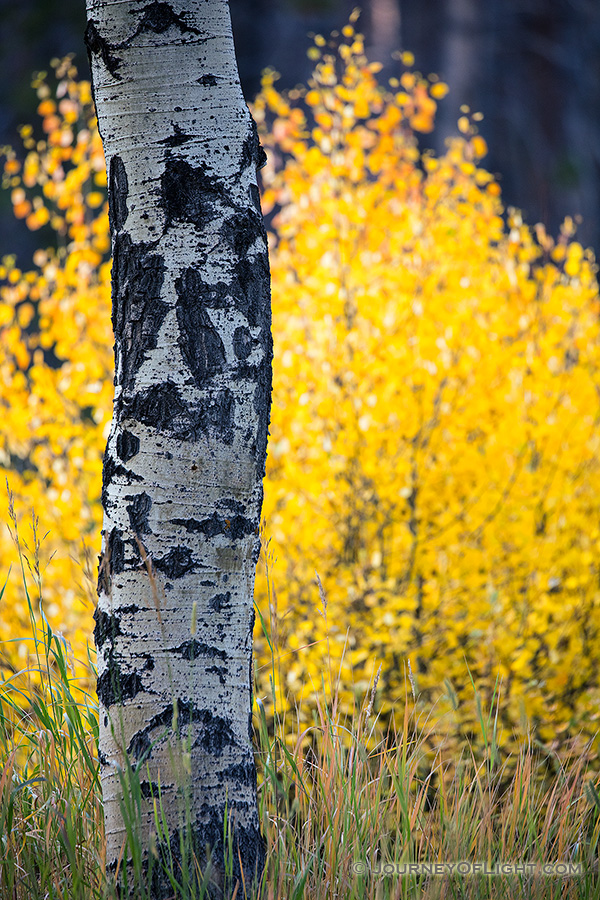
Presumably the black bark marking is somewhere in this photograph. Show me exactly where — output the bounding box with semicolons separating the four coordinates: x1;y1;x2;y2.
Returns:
209;592;231;612
140;780;159;799
161;158;225;228
107;527;126;575
193;276;229;309
128;729;152;762
160;122;192;147
168;639;227;661
141;653;155;672
127;703;174;759
108;155;128;232
175;269;226;386
174;270;231;318
98;528;147;599
218;498;246;514
126;700;233;760
192;709;236;755
233;325;253;360
97;552;109;597
102;453;143;510
141;810;264;899
84;20;122;78
222;760;256;788
253;359;272;477
196;73;218;86
177;270;267;322
219;209;264;258
123;380;235;443
231;252;270;328
93;607;122;651
227;321;271;471
134;1;200;35
112;233;168;394
126;491;153;535
172;513;254;539
116;603;139;615
97;660;145;709
232;250;272;475
123;381;185;431
153;546;197;578
103;454;144;487
249;182;261;212
206;664;227;685
241;118;267;171
116;429;140;462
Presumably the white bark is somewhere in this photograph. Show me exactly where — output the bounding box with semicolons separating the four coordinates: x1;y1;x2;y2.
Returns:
85;1;270;894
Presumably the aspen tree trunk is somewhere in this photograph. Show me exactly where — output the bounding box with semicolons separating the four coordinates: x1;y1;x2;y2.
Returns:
85;1;270;894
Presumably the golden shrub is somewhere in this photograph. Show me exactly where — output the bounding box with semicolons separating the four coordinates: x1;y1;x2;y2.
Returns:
254;24;600;761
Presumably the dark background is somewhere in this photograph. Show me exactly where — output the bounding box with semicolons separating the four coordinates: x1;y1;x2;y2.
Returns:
1;0;598;260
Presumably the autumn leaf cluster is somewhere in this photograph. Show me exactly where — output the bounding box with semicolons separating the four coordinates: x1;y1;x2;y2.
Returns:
0;57;111;667
254;23;600;760
1;34;599;764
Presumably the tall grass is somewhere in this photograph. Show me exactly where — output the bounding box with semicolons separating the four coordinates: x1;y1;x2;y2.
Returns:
1;512;600;899
0;500;102;899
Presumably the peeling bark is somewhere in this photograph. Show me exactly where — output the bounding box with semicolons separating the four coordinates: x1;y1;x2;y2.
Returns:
85;1;270;894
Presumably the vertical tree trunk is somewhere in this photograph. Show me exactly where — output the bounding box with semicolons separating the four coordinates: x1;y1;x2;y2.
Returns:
85;0;271;894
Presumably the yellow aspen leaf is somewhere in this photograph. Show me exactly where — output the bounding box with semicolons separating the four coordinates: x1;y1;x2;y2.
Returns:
42;115;61;134
471;135;488;157
3;158;20;175
354;97;369;118
37;99;56;116
86;191;104;208
430;82;449;99
410;111;434;133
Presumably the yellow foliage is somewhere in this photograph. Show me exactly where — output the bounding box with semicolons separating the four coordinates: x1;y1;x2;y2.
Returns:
0;57;111;670
254;31;600;761
0;38;599;768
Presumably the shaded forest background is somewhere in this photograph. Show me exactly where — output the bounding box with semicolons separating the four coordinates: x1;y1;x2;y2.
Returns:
0;0;598;267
